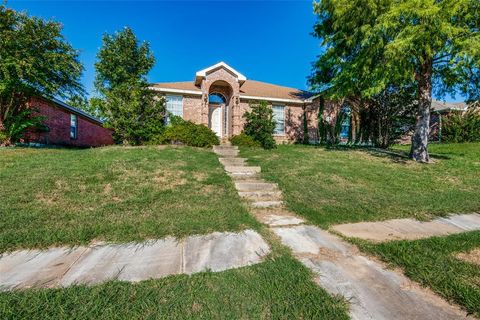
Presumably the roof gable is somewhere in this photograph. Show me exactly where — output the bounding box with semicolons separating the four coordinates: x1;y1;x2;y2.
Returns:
195;62;246;85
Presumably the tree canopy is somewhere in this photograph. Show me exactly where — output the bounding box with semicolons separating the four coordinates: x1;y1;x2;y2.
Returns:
310;0;480;161
93;27;165;145
0;5;83;122
94;27;154;95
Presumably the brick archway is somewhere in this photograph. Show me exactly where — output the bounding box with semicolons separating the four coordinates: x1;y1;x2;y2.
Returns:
208;81;233;139
198;65;242;138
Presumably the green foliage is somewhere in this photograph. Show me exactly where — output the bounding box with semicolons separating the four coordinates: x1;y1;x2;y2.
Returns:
100;84;165;145
317;97;328;144
0;130;7;144
93;27;164;144
155;116;219;148
0;109;46;145
302;108;309;144
310;0;480;160
310;0;479;99
94;27;154;95
333;110;347;143
442;106;480;143
229;133;261;148
318;103;348;146
243;101;276;149
357;85;417;148
0;5;83;139
67;95;101;118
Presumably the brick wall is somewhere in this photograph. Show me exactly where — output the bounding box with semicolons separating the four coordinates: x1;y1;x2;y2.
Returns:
161;65;322;143
238;99;319;144
24;97;114;147
183;95;203;124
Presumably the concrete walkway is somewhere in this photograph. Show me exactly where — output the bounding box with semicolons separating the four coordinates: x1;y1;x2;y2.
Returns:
332;213;480;242
214;144;470;319
0;229;269;290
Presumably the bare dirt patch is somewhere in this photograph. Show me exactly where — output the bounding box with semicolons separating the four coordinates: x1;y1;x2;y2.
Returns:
103;183;112;194
153;170;187;189
193;172;208;182
455;247;480;266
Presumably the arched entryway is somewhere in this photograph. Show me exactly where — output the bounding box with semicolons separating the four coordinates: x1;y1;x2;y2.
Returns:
208;93;226;138
208;81;233;139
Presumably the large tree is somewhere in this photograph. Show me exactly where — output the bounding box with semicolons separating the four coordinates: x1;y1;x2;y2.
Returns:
0;5;83;144
310;0;479;162
94;27;165;144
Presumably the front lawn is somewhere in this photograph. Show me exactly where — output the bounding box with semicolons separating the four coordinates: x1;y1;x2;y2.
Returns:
241;142;480;227
0;146;258;253
357;231;480;317
0;254;349;319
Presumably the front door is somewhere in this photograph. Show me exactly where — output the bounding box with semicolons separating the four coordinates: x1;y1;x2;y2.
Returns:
209;105;222;138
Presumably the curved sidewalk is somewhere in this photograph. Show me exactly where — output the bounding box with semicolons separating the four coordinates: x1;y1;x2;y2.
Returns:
0;229;270;290
215;144;471;319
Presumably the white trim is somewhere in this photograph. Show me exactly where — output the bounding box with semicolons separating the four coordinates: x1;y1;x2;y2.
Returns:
165;95;184;124
272;105;286;136
240;95;305;104
304;95;320;103
196;61;246;81
150;88;310;105
149;86;202;95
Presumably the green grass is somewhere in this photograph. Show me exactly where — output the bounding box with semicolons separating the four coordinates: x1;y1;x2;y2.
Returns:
241;142;480;227
0;146;259;253
0;254;349;319
356;231;480;317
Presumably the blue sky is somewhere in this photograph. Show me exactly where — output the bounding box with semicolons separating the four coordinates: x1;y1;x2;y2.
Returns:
8;1;320;97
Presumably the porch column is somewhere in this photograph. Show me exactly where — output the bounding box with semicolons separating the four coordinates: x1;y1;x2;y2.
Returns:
201;92;209;125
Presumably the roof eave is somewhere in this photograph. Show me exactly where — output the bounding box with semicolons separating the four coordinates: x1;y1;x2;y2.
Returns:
49;97;104;125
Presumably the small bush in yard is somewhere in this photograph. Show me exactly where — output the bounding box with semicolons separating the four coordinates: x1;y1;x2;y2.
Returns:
243;100;276;149
0;109;46;146
443;106;480;143
230;133;261;147
155;116;219;147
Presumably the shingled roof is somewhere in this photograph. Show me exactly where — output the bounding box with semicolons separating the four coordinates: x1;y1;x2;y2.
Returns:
431;100;468;112
151;79;312;102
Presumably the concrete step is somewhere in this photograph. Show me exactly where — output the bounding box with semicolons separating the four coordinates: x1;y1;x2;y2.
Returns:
220;140;231;146
238;190;283;201
235;181;279;192
219;158;247;166
225;166;261;174
251;200;283;209
213;145;238;151
214;149;239;157
228;172;260;180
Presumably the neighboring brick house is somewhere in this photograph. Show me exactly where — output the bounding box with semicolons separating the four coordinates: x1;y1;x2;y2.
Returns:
150;62;320;143
23;96;114;147
430;100;468;141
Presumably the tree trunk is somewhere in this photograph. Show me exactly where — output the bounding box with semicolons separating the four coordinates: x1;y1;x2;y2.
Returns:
410;58;433;162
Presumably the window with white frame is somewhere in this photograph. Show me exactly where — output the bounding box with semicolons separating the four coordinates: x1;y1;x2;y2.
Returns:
70;114;78;139
272;105;285;135
165;95;183;124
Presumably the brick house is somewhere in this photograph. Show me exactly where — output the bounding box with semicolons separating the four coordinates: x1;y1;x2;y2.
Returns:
430;100;468;141
23;96;114;147
151;62;323;143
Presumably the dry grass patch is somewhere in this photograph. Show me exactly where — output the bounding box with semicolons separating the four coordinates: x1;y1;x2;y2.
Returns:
0;146;258;252
455;248;480;266
242;143;480;227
